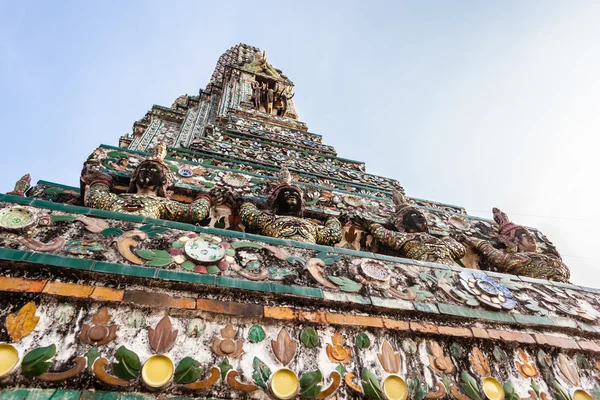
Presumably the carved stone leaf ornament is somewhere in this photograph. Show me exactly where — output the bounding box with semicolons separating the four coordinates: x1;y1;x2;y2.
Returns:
377;340;401;374
428;340;454;374
79;307;118;346
271;327;296;366
6;301;39;342
21;344;56;377
148;316;178;354
326;331;352;363
469;347;491;377
252;356;271;389
557;353;580;387
212;323;244;358
515;349;539;378
174;357;203;384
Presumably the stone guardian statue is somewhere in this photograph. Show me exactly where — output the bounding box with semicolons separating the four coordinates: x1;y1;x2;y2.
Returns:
239;166;343;245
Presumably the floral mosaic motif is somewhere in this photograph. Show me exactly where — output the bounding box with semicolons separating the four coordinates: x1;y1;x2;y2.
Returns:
458;271;516;310
6;301;39;343
149;316;178;354
0;206;37;230
212;324;244;358
79;307;117;346
3;301;594;398
557;353;580;387
515;349;539;378
54;303;75;325
271;327;296;367
377;340;401;374
326;332;352;364
469;347;491;377
171;233;235;274
428;341;454;374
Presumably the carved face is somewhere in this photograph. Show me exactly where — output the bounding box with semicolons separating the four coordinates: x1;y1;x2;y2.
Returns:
402;209;428;233
277;188;302;216
516;228;538;253
135;163;163;194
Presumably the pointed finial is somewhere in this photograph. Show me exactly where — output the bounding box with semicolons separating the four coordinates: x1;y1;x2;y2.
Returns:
278;165;293;184
153;142;167;162
392;188;407;210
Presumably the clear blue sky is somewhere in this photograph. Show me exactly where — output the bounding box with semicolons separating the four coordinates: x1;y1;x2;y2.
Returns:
2;1;600;287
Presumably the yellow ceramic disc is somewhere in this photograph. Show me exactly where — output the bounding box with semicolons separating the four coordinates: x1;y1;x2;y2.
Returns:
141;355;174;388
383;375;408;400
0;344;19;378
573;390;593;400
271;368;299;400
482;377;504;400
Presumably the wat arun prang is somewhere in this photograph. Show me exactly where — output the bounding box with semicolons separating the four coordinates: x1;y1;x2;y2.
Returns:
0;44;597;400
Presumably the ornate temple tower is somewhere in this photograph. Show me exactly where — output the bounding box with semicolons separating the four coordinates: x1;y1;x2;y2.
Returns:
0;44;598;400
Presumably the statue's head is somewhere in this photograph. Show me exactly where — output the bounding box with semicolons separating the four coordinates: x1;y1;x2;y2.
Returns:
128;142;173;197
493;207;538;253
268;166;304;217
514;227;538;253
390;189;428;233
398;208;428;233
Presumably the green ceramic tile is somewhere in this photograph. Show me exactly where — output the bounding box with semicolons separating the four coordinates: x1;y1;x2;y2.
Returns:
518;275;551;285
87;208;140;222
24;253;93;270
371;253;404;263
48;390;81;400
327;247;365;257
437;303;477;318
287;240;331;252
420;261;449;270
218;229;246;239
80;391;119;400
141;217;167;226
549;281;583;291
580;285;600;295
31;200;65;211
93;262;156;278
444;263;464;272
271;283;323;298
0;248;28;261
370;296;414;310
437;303;516;323
0;388;30;400
200;226;245;239
161;220;196;231
157;269;216;285
0;193;6;201
244;232;288;246
414;302;439;313
577;321;600;333
115;394;155;400
549;316;579;329
2;194;34;205
471;308;516;323
323;291;371;305
512;313;554;326
216;276;271;292
59;204;92;214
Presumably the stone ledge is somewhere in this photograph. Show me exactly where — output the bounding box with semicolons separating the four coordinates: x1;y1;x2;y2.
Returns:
1;277;598;353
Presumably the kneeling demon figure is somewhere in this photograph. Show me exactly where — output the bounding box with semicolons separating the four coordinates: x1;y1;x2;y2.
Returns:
83;143;221;223
461;208;570;283
357;190;466;266
239;167;343;245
